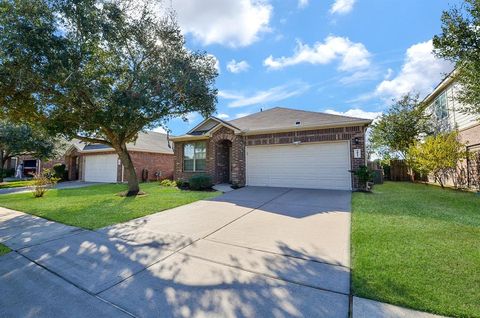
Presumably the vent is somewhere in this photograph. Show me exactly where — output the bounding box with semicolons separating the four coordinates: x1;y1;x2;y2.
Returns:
295;121;301;126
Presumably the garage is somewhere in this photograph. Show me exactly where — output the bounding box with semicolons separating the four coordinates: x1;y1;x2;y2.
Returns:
246;141;351;190
84;154;118;183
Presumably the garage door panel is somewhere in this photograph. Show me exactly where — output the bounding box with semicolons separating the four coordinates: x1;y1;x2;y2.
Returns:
246;142;351;190
84;154;118;183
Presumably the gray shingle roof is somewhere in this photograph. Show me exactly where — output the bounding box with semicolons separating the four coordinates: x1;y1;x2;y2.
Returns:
81;131;172;154
227;107;371;132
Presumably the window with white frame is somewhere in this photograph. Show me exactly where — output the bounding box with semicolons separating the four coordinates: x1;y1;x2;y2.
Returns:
183;142;206;172
434;92;448;120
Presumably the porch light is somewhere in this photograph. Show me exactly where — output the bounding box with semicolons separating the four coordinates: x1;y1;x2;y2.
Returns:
354;137;360;145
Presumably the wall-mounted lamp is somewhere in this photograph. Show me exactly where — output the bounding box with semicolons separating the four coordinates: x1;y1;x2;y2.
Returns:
354;137;360;145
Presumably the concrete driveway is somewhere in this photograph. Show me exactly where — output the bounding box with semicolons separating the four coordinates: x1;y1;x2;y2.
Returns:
0;186;352;317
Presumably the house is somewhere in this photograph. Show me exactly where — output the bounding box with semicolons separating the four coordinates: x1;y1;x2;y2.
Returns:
13;131;174;183
170;107;372;190
423;71;480;187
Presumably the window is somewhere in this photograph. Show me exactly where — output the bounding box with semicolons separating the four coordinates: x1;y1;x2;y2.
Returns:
183;142;206;172
434;92;448;120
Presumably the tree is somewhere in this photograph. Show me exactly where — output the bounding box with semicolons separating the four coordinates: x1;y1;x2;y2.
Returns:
0;122;58;182
0;0;218;196
369;94;431;160
407;132;468;188
433;0;480;116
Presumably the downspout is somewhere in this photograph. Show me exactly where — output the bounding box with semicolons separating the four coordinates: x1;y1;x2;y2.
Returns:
121;164;125;183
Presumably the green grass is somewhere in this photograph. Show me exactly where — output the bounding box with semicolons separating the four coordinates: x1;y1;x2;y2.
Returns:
352;182;480;318
0;183;220;229
0;180;35;189
0;243;11;256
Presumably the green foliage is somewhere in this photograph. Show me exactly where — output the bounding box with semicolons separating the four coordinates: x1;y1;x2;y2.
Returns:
188;174;213;191
407;132;468;188
352;165;374;191
52;163;67;181
159;179;177;187
433;0;480;116
0;122;59;181
175;179;188;188
0;0;218;195
31;168;60;198
369;94;431;160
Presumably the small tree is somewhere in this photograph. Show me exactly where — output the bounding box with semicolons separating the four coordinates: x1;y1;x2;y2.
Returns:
0;122;58;182
433;0;480;116
0;0;217;196
369;93;431;160
407;132;468;188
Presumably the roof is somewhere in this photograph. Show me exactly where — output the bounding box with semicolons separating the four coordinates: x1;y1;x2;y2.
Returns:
422;69;456;105
227;107;371;133
80;131;173;154
170;107;372;141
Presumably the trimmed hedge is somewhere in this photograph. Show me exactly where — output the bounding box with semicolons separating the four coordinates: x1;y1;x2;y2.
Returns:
188;174;213;191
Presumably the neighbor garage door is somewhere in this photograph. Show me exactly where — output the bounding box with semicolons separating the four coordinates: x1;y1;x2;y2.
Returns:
246;141;351;190
84;154;118;183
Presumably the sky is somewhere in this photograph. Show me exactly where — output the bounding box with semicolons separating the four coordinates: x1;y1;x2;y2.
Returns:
156;0;459;135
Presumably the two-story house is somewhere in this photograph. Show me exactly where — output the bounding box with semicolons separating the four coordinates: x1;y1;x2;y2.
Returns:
423;71;480;188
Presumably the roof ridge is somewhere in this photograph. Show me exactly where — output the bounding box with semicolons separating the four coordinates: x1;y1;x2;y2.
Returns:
229;106;369;121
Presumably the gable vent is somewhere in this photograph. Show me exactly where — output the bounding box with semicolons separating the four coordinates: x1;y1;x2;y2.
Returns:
295;121;301;126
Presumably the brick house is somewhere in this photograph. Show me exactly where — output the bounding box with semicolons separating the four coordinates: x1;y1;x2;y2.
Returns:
423;71;480;188
12;131;174;183
170;107;372;190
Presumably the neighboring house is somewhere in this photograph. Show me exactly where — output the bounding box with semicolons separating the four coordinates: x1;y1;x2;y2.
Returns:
170;107;372;191
423;72;480;187
13;131;174;183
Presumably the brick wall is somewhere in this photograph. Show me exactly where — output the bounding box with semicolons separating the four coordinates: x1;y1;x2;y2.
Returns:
174;126;246;186
128;151;174;181
174;125;368;189
81;150;173;182
245;126;367;189
459;123;480;146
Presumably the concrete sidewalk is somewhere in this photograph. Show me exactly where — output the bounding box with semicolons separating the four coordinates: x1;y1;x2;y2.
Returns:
0;188;447;317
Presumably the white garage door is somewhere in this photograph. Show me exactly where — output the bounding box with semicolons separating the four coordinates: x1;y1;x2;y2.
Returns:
246;142;351;190
84;154;118;183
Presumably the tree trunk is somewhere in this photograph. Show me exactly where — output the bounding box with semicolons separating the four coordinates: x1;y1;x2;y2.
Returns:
0;150;4;183
115;143;140;196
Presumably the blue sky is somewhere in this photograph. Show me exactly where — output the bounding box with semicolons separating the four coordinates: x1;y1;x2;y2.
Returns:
159;0;458;135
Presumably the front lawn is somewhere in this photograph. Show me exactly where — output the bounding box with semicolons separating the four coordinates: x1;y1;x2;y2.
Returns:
0;183;220;229
352;182;480;318
0;180;35;189
0;243;11;256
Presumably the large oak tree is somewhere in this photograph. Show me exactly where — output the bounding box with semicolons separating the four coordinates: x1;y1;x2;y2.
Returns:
0;0;218;195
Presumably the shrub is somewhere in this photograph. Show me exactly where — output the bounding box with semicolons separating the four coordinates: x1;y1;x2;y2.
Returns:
407;132;468;188
159;179;177;187
31;168;60;198
351;165;374;192
188;174;213;191
175;179;189;189
53;163;68;181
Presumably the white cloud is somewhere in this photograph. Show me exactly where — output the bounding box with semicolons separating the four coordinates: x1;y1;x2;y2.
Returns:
374;40;453;99
330;0;356;15
227;59;250;73
298;0;309;8
216;113;230;119
218;90;244;99
339;69;381;85
153;126;167;133
324;108;381;120
264;36;371;71
172;0;272;47
221;82;310;107
235;112;252;118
